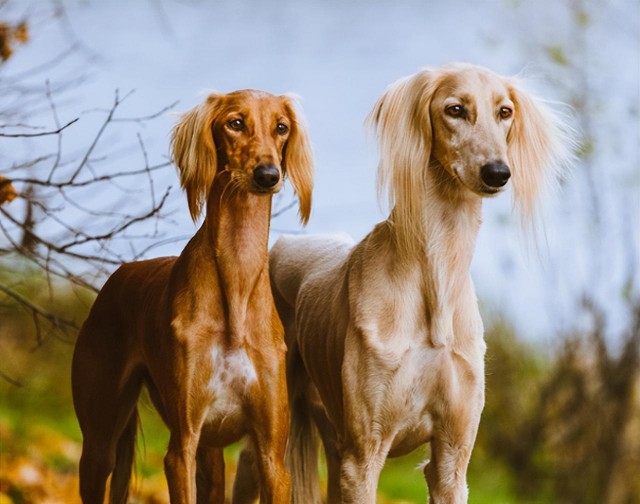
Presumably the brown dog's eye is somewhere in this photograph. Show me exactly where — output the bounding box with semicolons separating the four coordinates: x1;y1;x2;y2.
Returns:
227;119;245;131
276;123;289;135
445;104;465;119
499;107;513;119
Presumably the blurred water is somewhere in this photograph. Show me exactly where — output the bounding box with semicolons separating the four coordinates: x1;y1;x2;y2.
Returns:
1;0;638;342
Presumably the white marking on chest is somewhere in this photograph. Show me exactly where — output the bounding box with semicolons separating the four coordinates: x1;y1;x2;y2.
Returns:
208;347;258;393
203;346;258;428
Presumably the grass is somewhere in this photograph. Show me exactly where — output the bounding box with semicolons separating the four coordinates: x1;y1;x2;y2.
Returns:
0;334;556;503
0;334;529;503
4;377;521;504
379;452;428;502
0;269;539;502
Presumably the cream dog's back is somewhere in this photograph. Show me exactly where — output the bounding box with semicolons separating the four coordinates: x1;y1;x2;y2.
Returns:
270;233;354;308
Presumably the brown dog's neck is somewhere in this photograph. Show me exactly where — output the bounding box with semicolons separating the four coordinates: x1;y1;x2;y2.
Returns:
177;177;273;344
205;178;272;265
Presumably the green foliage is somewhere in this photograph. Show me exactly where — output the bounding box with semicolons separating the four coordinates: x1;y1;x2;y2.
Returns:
2;266;638;503
479;304;640;504
576;138;595;158
545;45;570;66
478;321;553;499
378;451;428;502
574;8;591;27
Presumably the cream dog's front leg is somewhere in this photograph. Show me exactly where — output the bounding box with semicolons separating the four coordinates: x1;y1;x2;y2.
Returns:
423;355;484;504
337;326;396;504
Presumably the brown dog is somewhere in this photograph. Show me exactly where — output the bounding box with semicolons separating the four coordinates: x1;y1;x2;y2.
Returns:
71;90;313;503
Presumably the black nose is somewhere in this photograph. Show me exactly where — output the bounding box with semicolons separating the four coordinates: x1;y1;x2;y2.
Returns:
253;164;280;189
480;161;511;188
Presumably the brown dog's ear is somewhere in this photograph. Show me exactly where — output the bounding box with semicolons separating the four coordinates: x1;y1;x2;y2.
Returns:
171;94;220;221
507;80;575;225
282;96;314;225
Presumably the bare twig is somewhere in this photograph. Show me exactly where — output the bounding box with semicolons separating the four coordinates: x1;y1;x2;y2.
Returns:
0;0;183;379
0;283;80;333
69;89;132;182
0;117;78;137
113;100;179;123
7;161;171;189
0;368;22;387
272;199;297;218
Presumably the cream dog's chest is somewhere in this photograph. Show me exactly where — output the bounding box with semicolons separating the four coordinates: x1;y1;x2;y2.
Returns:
384;349;439;455
366;343;480;455
386;345;439;409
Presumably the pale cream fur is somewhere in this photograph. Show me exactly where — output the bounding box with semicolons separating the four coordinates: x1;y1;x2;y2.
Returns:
261;64;573;503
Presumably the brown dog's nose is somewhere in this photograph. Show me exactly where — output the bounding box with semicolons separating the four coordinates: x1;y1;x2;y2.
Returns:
253;164;280;189
480;161;511;188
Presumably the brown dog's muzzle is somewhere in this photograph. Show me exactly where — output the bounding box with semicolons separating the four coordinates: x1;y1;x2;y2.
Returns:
253;164;281;191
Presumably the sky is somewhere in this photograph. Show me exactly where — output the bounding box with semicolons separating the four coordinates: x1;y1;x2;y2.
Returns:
2;0;639;342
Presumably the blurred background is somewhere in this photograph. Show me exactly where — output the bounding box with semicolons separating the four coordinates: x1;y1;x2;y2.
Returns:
0;0;638;502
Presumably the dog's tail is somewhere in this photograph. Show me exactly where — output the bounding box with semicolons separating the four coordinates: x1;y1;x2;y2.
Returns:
109;408;138;504
287;390;322;504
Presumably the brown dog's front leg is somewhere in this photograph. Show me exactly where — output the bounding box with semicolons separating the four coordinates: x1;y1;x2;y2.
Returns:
165;433;200;503
232;443;260;504
253;432;291;504
248;369;291;503
196;444;225;504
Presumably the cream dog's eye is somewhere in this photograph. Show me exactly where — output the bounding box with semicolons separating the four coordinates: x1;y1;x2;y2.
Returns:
276;123;289;135
445;104;466;119
499;107;513;119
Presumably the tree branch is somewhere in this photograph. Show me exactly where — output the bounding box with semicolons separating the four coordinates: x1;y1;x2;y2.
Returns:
0;117;78;137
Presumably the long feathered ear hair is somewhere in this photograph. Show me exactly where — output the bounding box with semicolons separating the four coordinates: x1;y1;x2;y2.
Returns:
282;95;314;225
171;94;220;221
506;79;575;232
366;69;442;256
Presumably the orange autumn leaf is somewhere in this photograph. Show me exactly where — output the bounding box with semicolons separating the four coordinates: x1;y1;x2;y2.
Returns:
0;176;17;205
0;20;28;61
0;23;12;61
14;21;29;44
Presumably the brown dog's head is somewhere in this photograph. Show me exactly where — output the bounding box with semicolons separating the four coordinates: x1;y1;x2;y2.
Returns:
171;90;313;224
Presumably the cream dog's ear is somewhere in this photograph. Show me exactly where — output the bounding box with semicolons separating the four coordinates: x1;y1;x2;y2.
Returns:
507;81;575;225
367;69;442;256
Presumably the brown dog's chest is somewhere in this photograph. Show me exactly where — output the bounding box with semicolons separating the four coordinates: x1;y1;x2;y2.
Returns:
199;346;258;445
